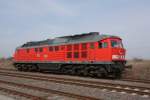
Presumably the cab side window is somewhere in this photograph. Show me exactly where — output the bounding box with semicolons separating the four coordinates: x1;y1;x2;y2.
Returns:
98;42;102;48
49;46;53;51
98;42;108;48
90;43;95;49
102;42;108;48
39;48;43;52
35;48;38;52
54;46;59;51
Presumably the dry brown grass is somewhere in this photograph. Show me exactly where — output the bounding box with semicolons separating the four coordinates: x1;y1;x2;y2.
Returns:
0;59;15;70
124;60;150;80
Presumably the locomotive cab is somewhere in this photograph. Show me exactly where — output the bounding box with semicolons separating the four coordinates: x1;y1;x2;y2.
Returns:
109;38;126;77
97;37;126;62
97;37;126;78
110;38;126;61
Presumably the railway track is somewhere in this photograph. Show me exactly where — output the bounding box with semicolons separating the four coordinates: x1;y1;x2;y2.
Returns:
0;68;17;71
1;68;150;84
121;78;150;84
0;83;45;100
0;70;149;98
0;78;99;100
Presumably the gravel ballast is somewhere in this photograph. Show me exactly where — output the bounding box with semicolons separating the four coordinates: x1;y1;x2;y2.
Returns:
0;74;149;100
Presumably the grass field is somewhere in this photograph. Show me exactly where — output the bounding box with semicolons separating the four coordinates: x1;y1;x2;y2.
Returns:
0;59;15;70
124;60;150;80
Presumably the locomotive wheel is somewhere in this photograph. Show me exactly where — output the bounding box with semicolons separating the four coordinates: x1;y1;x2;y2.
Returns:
113;64;123;79
60;65;71;74
114;70;122;79
60;66;66;74
22;65;29;72
75;65;84;76
87;66;97;77
70;67;76;75
66;65;74;75
88;70;95;77
28;65;35;72
17;67;22;71
30;64;39;72
34;65;39;71
27;65;32;72
82;67;88;76
16;64;23;71
95;69;102;78
80;67;88;76
99;67;108;78
76;70;82;76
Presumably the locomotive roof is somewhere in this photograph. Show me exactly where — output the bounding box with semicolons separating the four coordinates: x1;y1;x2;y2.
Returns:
21;32;120;48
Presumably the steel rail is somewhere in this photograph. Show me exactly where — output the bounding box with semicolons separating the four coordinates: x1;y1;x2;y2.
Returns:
121;78;150;84
0;74;100;100
1;68;150;84
0;71;149;97
0;85;45;100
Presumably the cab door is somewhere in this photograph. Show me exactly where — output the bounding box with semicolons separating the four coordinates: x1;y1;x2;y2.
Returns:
95;39;111;61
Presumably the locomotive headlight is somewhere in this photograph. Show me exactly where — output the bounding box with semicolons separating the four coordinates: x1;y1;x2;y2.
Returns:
112;55;120;59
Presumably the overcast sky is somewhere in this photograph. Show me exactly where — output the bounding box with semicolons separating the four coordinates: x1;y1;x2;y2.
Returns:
0;0;150;59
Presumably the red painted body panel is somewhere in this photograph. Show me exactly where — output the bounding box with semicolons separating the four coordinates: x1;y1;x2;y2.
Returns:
14;37;126;63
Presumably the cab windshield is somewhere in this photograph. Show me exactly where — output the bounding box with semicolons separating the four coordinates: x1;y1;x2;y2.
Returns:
111;40;123;48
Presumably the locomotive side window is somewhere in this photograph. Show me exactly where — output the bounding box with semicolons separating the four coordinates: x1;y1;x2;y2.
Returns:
74;52;79;58
67;45;72;51
111;40;123;48
102;42;108;48
61;46;65;50
98;42;108;48
39;48;43;52
67;52;72;58
98;42;102;48
55;46;59;51
81;43;87;50
35;48;38;52
49;46;53;51
90;43;95;49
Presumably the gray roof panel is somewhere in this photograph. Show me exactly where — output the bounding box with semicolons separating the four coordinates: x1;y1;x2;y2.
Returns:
21;32;120;48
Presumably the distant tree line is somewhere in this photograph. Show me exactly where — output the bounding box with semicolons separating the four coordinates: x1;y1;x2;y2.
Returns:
133;57;143;62
0;57;13;61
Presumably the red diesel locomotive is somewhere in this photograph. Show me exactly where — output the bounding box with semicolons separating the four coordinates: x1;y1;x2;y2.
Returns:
13;32;126;78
